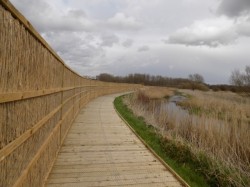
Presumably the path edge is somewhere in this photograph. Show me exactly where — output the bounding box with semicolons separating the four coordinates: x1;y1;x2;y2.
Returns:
113;95;190;187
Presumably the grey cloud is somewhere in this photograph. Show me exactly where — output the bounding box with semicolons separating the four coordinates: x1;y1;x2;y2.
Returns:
67;9;86;18
107;44;250;84
138;45;150;52
9;0;250;84
236;17;250;36
107;12;142;30
43;32;104;67
11;0;50;16
39;9;94;33
10;0;94;33
167;2;250;48
100;34;119;47
167;18;238;47
84;34;95;42
217;0;250;17
122;39;134;47
168;30;237;47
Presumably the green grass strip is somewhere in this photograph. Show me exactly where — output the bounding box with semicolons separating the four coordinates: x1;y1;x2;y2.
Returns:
114;95;209;187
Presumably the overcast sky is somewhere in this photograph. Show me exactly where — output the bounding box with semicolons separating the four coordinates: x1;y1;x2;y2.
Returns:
10;0;250;84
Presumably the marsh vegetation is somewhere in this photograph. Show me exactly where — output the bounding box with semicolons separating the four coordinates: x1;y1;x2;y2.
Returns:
124;87;250;186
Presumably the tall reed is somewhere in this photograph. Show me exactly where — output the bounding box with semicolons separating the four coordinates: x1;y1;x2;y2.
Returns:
126;88;250;186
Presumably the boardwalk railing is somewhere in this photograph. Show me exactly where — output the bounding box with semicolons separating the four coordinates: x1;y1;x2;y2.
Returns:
0;1;141;186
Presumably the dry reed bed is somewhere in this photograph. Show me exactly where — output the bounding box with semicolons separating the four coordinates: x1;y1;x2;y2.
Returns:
178;90;250;172
179;90;250;123
126;88;250;186
0;2;140;187
140;86;174;99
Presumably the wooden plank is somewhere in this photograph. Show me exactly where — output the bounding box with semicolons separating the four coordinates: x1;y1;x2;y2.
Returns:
46;175;181;186
49;169;173;178
46;181;181;187
50;164;165;174
45;94;185;187
53;159;159;166
54;150;152;156
47;172;176;182
0;86;88;104
59;145;146;152
0;88;60;103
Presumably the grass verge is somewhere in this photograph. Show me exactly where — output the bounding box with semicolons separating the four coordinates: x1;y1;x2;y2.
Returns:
114;95;210;187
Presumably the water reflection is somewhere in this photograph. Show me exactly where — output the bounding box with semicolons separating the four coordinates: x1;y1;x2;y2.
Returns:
163;95;227;132
165;95;188;118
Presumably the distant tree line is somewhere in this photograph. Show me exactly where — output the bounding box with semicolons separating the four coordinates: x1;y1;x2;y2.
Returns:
96;73;209;91
188;73;204;83
97;73;187;86
208;84;250;93
97;71;250;93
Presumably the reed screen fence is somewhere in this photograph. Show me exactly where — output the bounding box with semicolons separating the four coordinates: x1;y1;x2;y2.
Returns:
0;1;140;186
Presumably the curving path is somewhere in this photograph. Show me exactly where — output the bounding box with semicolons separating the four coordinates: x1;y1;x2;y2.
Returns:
45;93;183;187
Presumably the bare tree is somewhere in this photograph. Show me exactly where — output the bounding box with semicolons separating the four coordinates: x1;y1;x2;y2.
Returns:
188;73;204;83
230;66;250;86
244;66;250;86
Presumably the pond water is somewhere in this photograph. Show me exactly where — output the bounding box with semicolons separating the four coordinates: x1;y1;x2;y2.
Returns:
165;95;189;118
168;95;186;103
164;95;227;132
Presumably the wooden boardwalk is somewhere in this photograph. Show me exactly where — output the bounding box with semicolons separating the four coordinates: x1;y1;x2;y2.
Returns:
45;94;183;187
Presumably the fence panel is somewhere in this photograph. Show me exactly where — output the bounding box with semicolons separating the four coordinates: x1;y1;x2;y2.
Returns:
0;1;141;186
